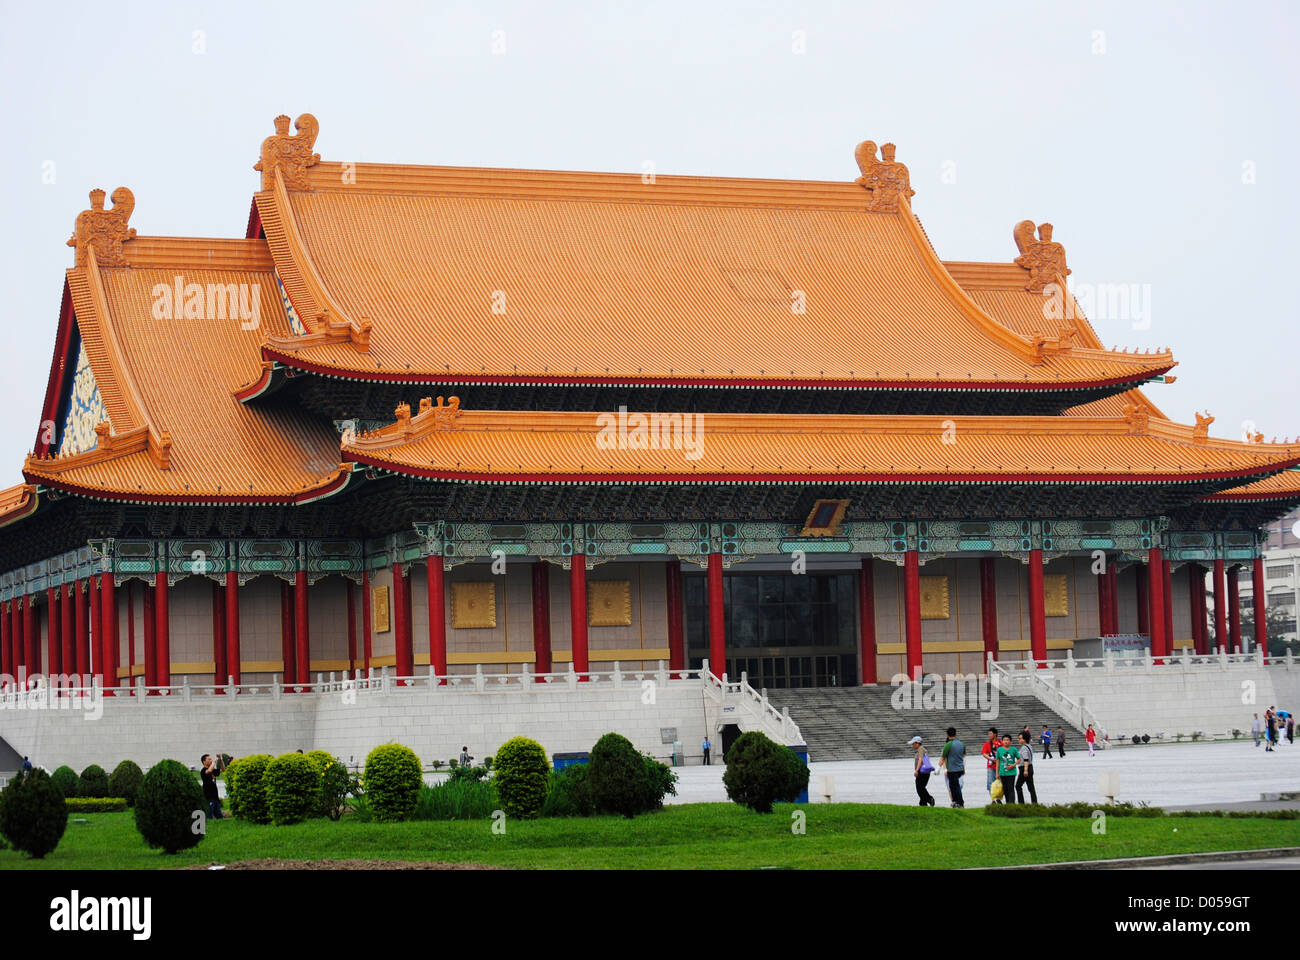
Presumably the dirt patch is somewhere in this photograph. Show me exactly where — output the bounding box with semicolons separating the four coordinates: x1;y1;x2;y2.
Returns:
179;859;504;870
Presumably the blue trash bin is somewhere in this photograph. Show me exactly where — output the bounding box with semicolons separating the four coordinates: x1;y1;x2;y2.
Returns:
788;744;809;804
552;752;590;772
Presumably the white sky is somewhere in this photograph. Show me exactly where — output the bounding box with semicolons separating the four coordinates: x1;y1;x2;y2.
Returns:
0;0;1297;480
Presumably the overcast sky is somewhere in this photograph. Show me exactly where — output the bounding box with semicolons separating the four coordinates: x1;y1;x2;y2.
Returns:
1;0;1296;480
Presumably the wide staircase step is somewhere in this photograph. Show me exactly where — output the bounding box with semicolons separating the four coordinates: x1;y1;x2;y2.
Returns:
764;686;1088;762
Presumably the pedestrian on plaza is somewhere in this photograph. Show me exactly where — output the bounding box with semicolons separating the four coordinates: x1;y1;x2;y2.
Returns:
20;756;32;777
200;754;222;820
1086;723;1097;757
1265;709;1277;752
1040;725;1052;759
1016;733;1038;804
910;736;936;807
938;726;965;808
982;727;999;795
1287;714;1295;746
459;745;474;766
1251;713;1262;747
702;735;712;766
1021;724;1032;748
995;734;1020;804
1056;727;1066;758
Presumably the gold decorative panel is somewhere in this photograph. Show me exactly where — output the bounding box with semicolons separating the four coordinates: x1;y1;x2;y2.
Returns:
1044;574;1070;617
452;581;497;629
588;580;632;627
919;576;950;620
372;585;390;634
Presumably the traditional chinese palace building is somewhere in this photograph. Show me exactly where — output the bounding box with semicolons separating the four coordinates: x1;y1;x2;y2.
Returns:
1;114;1298;697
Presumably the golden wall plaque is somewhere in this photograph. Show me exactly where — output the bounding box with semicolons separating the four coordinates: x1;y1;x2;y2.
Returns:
587;580;632;627
1044;573;1070;617
919;576;950;620
372;585;390;634
452;581;497;629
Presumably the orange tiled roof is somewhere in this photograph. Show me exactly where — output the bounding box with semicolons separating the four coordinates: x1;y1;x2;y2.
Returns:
252;161;1173;391
0;483;38;528
943;261;1167;420
341;400;1300;485
1202;469;1300;502
23;238;352;504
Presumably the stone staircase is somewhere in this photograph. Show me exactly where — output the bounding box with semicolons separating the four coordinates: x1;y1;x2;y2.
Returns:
763;685;1087;761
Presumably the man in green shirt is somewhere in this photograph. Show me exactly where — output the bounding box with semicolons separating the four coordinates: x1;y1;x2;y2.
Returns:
995;734;1020;804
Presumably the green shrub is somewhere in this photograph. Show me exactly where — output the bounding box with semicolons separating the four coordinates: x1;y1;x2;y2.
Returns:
78;764;111;799
492;737;549;820
317;755;354;821
642;754;678;811
223;754;273;824
541;763;596;818
66;797;128;813
50;766;79;799
0;769;68;858
983;802;1300;821
264;753;318;825
108;760;144;807
589;733;658;818
448;763;489;784
133;759;204;854
411;780;499;820
721;732;809;814
363;744;422;822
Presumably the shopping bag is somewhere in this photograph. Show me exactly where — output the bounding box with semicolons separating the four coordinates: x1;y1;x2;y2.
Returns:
990;778;1004;800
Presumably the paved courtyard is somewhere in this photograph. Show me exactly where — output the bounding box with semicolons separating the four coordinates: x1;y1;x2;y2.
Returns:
666;740;1300;809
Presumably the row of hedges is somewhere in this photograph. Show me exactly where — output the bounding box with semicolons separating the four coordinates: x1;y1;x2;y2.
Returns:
48;761;143;804
66;797;128;813
225;751;355;825
986;801;1300;820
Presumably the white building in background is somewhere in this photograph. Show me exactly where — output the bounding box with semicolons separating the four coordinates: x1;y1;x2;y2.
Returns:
1235;507;1300;651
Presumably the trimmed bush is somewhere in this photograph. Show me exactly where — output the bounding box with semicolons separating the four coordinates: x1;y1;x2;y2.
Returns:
589;733;656;818
541;763;596;818
642;754;678;811
224;753;273;824
135;759;205;854
0;768;68;858
316;754;353;821
66;797;128;813
492;737;549;820
363;744;422;822
78;764;110;799
109;760;144;807
50;765;79;799
722;732;809;814
265;753;318;825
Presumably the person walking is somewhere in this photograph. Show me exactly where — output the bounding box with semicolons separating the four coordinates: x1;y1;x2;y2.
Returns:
1251;713;1262;747
1056;727;1066;758
995;734;1020;804
1039;725;1052;759
981;727;999;795
459;745;474;766
1085;723;1097;757
938;726;966;808
1287;714;1295;745
200;754;222;820
1016;733;1039;803
909;736;936;806
702;735;712;766
1265;709;1277;752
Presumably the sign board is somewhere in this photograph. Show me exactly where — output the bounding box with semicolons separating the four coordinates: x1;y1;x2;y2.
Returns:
372;585;390;634
660;727;677;744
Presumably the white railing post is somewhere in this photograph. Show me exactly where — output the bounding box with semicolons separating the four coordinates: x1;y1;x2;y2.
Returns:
381;665;390;693
657;660;668;686
272;674;281;700
182;676;191;703
612;662;622;688
566;662;577;689
520;662;531;686
473;663;486;693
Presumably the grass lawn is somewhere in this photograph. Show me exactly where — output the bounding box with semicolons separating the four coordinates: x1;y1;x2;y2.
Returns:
2;804;1297;869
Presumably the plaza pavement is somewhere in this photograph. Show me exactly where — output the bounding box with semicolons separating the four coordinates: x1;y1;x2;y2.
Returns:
665;739;1300;809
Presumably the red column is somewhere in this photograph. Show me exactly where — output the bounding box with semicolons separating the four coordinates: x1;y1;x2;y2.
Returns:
75;581;89;677
212;580;227;688
295;570;311;688
529;560;548;679
859;558;877;684
1136;563;1149;637
127;583;136;682
1106;563;1119;637
362;570;373;671
60;584;74;677
1;601;9;681
24;594;39;675
979;557;998;665
1228;564;1242;652
346;580;357;674
224;571;241;686
707;551;725;677
392;562;413;683
665;561;684;679
14;598;25;679
142;579;156;689
1096;557;1110;637
1191;565;1209;654
1162;559;1174;656
46;587;61;676
1147;548;1166;662
903;551;922;678
155;573;170;689
1212;559;1228;653
571;554;589;678
428;555;447;679
1028;550;1047;666
88;578;101;681
279;580;296;686
99;574;118;695
1252;557;1267;654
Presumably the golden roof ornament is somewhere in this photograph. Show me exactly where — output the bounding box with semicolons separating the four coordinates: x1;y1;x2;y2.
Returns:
255;113;321;191
1122;400;1150;435
1013;220;1070;293
67;187;136;267
854;141;915;211
1192;411;1214;444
